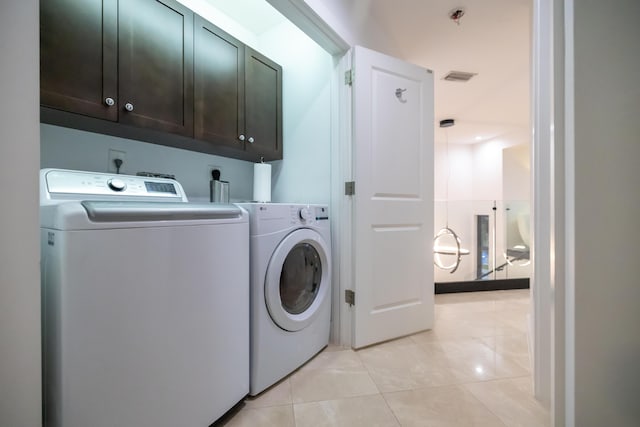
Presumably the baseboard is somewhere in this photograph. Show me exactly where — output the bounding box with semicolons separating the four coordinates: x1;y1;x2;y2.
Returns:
434;278;530;294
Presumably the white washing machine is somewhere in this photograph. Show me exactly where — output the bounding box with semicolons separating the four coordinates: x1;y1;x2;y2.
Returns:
40;169;249;427
238;203;331;395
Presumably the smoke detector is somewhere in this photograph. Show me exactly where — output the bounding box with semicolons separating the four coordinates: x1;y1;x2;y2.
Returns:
443;71;477;82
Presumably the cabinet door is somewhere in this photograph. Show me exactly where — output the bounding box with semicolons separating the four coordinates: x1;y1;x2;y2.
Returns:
40;0;118;121
245;48;283;161
194;17;245;150
118;0;194;136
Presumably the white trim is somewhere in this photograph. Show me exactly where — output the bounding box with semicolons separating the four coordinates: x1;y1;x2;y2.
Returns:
328;53;341;344
551;0;567;423
331;51;354;347
563;0;575;424
327;49;354;346
532;0;553;411
534;0;575;424
265;0;349;55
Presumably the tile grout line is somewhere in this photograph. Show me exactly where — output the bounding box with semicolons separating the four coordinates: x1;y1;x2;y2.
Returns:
460;382;510;427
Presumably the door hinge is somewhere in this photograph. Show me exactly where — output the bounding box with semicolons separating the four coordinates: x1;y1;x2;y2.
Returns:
345;289;355;306
344;69;354;86
345;181;355;196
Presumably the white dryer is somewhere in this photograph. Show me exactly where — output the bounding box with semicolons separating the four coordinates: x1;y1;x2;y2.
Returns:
239;203;331;395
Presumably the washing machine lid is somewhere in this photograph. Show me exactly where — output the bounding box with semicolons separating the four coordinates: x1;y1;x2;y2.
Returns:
81;201;241;222
264;228;331;332
41;202;245;230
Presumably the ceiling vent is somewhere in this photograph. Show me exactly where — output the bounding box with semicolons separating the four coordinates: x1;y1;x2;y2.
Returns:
443;71;477;82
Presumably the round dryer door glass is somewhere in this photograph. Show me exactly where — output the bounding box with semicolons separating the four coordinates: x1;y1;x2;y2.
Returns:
264;228;331;332
280;243;322;315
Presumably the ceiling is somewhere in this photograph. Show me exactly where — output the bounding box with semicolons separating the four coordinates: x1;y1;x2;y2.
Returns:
208;0;532;145
325;0;532;144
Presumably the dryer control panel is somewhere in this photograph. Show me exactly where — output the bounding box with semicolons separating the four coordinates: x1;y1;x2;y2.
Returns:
239;203;329;235
290;205;329;225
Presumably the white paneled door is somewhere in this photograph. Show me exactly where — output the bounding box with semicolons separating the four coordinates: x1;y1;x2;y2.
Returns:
352;46;434;349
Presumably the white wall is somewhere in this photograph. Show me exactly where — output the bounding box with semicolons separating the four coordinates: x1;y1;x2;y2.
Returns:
40;0;332;205
503;144;531;202
434;142;474;202
257;22;333;204
472;129;529;201
434;131;530;282
472;141;506;202
571;0;640;424
434;131;529;205
0;1;42;426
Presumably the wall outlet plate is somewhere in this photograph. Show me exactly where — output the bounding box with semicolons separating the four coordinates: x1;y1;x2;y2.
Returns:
108;149;126;173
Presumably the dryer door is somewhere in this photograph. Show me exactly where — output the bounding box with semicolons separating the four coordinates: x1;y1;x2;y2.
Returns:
264;228;331;332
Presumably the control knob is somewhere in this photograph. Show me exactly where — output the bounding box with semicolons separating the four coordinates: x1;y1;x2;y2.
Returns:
298;206;313;222
108;178;126;192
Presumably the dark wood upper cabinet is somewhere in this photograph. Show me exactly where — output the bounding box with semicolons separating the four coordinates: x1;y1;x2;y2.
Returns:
40;0;282;161
195;23;282;161
118;0;194;137
194;17;245;150
245;48;283;161
40;0;118;121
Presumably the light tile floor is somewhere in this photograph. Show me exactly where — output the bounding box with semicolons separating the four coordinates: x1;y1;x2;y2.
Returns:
216;289;550;426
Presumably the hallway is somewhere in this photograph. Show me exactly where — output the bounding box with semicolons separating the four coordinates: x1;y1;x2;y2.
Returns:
218;289;549;426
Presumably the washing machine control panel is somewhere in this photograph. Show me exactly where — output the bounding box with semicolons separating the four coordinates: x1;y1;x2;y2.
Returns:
107;178;127;192
42;169;188;202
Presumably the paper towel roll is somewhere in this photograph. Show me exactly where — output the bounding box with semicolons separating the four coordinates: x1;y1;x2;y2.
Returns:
253;162;271;202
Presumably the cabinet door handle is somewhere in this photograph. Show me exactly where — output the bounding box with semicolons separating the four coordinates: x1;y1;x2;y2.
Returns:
238;134;246;141
104;97;115;107
248;137;255;144
124;102;134;112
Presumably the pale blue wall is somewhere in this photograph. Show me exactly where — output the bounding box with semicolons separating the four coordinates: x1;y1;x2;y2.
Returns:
258;23;333;205
40;124;255;202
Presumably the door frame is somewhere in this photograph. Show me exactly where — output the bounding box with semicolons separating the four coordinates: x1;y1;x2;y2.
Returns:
265;2;566;423
533;0;574;424
330;51;354;347
532;0;555;412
